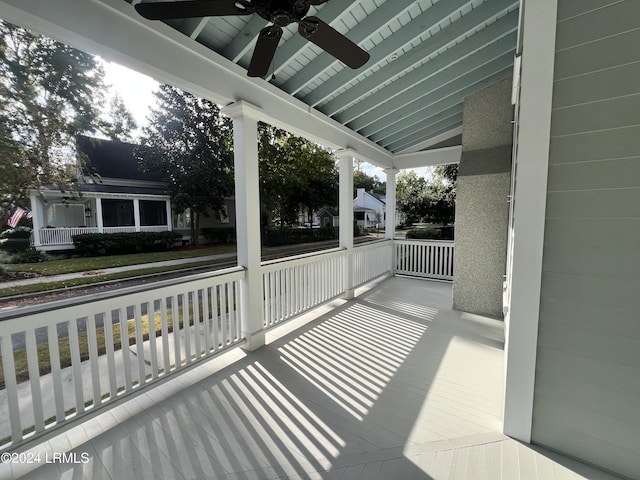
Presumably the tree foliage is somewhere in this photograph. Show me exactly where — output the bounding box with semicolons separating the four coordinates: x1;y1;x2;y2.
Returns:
136;84;234;243
103;93;137;142
0;19;107;210
258;123;337;228
353;168;385;195
396;166;458;225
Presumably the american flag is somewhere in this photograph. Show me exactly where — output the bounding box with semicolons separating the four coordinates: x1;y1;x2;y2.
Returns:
7;207;31;228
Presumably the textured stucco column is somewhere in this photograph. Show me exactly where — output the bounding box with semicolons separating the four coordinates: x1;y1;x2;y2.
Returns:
222;101;264;351
338;150;355;299
452;76;513;319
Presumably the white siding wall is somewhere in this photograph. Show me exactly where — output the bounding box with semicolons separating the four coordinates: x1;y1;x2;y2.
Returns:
532;2;640;478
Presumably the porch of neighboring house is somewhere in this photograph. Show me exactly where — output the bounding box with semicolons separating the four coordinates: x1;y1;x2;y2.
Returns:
29;193;173;251
0;271;618;480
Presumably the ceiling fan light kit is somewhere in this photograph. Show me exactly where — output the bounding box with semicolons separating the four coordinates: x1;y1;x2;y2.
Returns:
135;0;370;78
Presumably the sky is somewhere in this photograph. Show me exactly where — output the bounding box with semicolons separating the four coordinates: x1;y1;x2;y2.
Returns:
101;61;431;182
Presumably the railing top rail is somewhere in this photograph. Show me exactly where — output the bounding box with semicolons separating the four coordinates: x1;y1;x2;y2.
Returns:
353;239;392;251
261;247;346;270
0;265;245;323
395;239;455;245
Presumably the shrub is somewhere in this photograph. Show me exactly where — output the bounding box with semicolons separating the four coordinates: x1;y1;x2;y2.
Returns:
405;227;442;240
0;237;31;253
6;249;48;264
72;231;183;256
0;226;32;239
201;227;236;244
263;226;338;247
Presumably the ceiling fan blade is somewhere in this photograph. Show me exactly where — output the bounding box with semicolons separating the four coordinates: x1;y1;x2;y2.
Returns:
135;0;254;20
299;16;369;69
247;26;283;78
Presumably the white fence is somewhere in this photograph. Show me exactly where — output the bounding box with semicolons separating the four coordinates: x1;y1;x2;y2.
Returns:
37;226;170;246
394;239;455;280
261;248;345;328
0;267;244;449
37;227;99;246
353;240;393;287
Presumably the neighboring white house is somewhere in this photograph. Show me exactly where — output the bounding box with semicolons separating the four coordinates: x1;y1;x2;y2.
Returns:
298;188;404;229
30;135;234;251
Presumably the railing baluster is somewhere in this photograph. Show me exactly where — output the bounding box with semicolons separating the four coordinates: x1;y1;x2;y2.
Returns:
86;315;101;407
103;311;118;399
47;324;65;422
193;292;202;358
133;305;146;386
147;301;159;378
25;329;44;432
220;284;228;347
182;293;192;364
1;335;22;442
211;284;220;350
119;308;133;391
68;318;85;414
160;298;171;373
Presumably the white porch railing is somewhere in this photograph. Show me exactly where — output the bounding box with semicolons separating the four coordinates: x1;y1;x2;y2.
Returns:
0;238;455;450
38;227;99;246
353;239;393;287
0;267;244;449
394;239;455;280
37;226;170;246
261;248;345;328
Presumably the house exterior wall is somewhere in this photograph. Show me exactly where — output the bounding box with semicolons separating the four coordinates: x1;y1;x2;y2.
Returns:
531;2;640;478
353;188;385;227
452;77;513;319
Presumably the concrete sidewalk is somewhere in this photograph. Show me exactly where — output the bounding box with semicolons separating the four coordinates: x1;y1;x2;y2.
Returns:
0;252;237;289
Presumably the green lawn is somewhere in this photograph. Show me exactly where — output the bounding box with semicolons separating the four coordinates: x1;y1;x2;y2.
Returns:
5;245;237;276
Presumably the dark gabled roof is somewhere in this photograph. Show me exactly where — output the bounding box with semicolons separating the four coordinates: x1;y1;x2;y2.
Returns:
370;193;386;204
318;207;339;217
77;135;165;183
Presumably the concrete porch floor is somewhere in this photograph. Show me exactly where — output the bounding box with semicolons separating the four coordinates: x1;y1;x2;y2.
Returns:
6;277;623;479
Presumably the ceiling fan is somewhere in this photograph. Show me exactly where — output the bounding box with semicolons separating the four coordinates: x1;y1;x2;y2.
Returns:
134;0;370;78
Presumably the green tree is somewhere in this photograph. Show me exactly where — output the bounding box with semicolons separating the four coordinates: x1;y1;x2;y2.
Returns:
258;123;337;229
353;169;385;195
0;19;107;210
396;171;429;225
103;93;137;142
137;84;234;244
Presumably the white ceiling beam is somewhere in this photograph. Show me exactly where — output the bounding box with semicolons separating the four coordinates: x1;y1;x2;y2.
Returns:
331;13;518;122
281;0;423;96
0;0;394;167
394;145;462;169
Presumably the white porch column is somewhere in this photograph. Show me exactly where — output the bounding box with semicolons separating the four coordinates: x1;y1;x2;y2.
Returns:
338;150;355;299
384;168;398;240
95;198;104;233
133;199;141;232
222;101;264;351
503;0;557;442
165;200;172;231
29;191;41;247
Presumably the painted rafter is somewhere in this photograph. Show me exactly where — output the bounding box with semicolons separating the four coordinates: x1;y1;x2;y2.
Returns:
280;0;423;95
329;10;518;122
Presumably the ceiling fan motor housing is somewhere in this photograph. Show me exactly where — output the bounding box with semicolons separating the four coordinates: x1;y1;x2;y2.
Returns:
255;0;311;26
